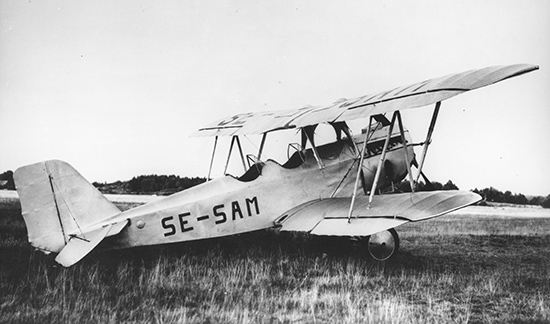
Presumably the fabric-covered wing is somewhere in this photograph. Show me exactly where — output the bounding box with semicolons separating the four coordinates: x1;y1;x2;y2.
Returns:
194;64;537;137
276;191;481;236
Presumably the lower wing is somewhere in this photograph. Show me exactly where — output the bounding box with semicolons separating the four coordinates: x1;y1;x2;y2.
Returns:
275;191;481;236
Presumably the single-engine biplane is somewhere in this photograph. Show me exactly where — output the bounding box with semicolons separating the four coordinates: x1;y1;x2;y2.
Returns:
14;64;538;267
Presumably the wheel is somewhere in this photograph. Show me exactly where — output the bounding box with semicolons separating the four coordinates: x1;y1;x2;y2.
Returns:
366;228;399;261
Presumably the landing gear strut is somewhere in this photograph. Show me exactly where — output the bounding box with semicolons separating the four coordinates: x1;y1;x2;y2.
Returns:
366;228;399;261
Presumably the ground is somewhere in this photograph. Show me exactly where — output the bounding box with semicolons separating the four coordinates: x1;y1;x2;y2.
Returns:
1;196;549;323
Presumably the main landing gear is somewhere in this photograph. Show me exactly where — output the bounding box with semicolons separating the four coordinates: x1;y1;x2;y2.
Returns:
351;228;400;261
315;229;400;261
364;228;400;261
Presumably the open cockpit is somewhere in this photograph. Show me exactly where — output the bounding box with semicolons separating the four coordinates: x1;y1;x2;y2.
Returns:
210;118;414;192
217;121;356;182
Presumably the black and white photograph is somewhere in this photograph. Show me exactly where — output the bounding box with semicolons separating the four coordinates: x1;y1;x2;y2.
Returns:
1;1;549;322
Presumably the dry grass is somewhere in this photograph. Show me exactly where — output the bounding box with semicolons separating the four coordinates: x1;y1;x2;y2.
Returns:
1;199;549;323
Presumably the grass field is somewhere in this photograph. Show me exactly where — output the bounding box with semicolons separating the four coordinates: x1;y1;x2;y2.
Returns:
1;197;549;323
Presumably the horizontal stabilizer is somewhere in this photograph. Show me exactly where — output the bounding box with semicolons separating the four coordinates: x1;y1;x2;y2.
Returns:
55;220;128;267
276;191;481;236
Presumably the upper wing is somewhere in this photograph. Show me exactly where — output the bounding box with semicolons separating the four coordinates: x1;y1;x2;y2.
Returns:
275;191;481;236
193;64;538;137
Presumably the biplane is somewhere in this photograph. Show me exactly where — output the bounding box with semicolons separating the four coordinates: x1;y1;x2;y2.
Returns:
14;64;538;267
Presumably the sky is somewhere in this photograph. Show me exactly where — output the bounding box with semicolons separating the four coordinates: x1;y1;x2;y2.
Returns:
1;0;549;196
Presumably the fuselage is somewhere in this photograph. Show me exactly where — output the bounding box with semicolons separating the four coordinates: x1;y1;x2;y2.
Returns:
106;127;414;249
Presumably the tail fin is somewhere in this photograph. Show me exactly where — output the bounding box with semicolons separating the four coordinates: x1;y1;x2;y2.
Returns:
14;160;121;254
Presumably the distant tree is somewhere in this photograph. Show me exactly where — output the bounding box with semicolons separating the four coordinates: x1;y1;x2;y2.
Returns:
416;181;444;191
529;196;544;206
166;176;177;189
433;182;444;190
442;180;459;190
128;176;141;192
542;195;550;209
393;179;458;193
176;177;206;191
0;170;15;190
514;193;528;205
480;187;504;202
473;187;538;206
504;190;513;202
121;174;206;193
141;177;157;192
395;180;413;192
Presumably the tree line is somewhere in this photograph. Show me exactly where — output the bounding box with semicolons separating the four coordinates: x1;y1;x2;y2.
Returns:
0;171;15;190
393;179;550;208
127;174;206;194
2;169;550;207
471;187;550;208
395;179;459;192
93;174;207;195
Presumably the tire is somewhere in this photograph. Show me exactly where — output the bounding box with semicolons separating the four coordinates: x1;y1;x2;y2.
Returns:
366;228;399;261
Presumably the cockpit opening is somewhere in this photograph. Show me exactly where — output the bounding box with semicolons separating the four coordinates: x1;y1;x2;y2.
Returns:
283;149;305;169
238;162;264;182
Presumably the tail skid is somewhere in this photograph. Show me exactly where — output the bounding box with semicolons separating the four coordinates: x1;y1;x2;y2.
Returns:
14;160;127;266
